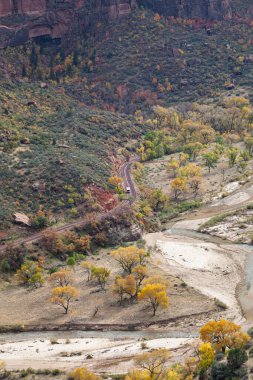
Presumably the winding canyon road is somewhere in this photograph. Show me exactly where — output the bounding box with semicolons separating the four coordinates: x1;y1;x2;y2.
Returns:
0;156;139;253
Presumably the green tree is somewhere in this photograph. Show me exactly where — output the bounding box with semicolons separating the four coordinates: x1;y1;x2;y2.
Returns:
16;261;44;288
226;147;239;167
149;188;169;211
202;152;219;173
245;137;253;156
184;142;203;161
227;348;248;371
91;267;111;289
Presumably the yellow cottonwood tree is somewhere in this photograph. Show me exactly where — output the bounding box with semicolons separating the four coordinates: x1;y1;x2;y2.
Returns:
170;177;187;200
50;285;79;314
81;261;93;281
91;267;111;289
138;283;169;316
177;163;202;178
200;319;250;353
167;159;180;177
111;246;147;274
68;367;101;380
108;176;123;193
125;369;150;380
112;275;136;304
198;342;215;371
135;349;170;380
49;268;75;287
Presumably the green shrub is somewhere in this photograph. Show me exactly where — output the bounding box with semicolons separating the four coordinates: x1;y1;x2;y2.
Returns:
227;348;248;370
66;257;76;266
31;215;49;229
51;369;61;376
214;298;228;310
248;346;253;357
50;337;59;345
211;362;229;380
248;327;253;339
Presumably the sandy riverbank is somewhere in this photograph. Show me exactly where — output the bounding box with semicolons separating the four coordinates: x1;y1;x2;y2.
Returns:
0;333;195;372
145;231;247;324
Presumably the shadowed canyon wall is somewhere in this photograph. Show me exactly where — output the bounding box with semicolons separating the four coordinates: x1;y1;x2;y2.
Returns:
136;0;232;20
0;0;232;48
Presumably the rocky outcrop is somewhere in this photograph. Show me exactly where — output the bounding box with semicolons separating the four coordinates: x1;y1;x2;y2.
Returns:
0;0;232;48
0;0;137;48
0;1;86;48
137;0;232;20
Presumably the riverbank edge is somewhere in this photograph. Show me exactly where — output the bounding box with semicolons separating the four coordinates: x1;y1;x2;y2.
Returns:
0;309;217;334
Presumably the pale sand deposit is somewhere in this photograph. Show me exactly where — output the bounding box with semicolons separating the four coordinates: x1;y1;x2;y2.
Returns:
172;218;210;230
211;192;251;207
0;334;194;372
145;232;247;323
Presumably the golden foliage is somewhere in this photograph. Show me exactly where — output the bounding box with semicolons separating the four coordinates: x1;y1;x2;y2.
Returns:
200;319;250;352
138;283;169;316
135;349;170;380
81;260;93;281
49;268;75;287
198;342;215;371
111;246;147;274
68;367;101;380
50;285;79;314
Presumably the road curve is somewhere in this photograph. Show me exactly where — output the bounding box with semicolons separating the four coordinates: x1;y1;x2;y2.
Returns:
0;156;139;253
120;155;139;203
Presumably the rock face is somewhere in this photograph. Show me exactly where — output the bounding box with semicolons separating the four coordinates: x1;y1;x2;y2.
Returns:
0;0;86;48
0;1;13;17
137;0;232;20
0;0;232;48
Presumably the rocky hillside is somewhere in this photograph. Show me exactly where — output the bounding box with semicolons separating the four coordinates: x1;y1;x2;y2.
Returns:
0;0;233;48
138;0;232;20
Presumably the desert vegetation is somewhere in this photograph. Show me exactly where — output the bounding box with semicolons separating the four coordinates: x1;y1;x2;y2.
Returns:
2;0;253;377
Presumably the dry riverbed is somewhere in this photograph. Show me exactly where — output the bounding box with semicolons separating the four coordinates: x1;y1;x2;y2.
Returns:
0;331;195;372
145;230;248;324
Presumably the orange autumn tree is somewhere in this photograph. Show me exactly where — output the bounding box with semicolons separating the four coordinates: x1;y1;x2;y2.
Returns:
200;319;250;353
112;275;136;304
112;266;148;304
49;268;75;287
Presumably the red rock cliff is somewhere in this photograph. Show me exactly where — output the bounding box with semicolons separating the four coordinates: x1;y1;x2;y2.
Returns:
0;0;13;17
0;0;232;49
0;0;86;48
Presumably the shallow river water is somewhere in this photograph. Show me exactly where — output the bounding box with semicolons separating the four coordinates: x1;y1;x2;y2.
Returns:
239;245;253;321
